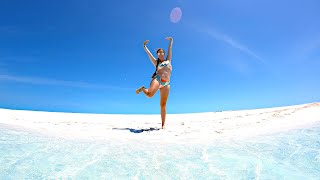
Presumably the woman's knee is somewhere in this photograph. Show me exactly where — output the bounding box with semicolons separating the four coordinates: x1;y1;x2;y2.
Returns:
147;91;155;98
160;102;167;108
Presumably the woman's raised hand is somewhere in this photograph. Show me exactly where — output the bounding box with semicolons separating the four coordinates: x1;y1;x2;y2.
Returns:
165;37;173;41
143;40;149;46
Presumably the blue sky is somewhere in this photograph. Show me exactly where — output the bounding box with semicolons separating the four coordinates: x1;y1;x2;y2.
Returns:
0;0;319;114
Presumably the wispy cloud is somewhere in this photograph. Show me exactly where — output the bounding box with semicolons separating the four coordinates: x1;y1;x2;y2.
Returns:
0;74;134;91
0;55;39;63
283;37;320;64
300;38;320;59
0;62;9;74
189;23;264;63
0;26;18;33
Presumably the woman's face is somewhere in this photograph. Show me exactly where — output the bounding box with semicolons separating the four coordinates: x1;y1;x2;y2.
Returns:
157;49;165;60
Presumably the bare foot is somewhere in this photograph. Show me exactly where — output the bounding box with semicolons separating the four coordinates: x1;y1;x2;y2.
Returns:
136;86;145;94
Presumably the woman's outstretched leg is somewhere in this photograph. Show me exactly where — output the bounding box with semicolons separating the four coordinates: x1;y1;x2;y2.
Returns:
159;85;170;129
136;78;160;98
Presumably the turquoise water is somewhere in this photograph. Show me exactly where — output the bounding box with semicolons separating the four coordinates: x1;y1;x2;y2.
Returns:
0;124;319;179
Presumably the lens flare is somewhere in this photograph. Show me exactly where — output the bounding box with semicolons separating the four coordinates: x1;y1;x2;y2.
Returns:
170;7;182;23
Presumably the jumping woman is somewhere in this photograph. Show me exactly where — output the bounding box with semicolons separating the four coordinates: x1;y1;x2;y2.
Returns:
136;37;173;129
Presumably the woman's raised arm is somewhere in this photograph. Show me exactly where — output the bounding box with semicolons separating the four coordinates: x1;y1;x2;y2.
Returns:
165;37;173;61
143;40;157;67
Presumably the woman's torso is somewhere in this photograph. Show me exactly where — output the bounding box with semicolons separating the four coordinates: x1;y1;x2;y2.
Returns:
156;60;172;81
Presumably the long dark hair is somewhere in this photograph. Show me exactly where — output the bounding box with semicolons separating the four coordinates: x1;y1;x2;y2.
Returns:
151;48;165;78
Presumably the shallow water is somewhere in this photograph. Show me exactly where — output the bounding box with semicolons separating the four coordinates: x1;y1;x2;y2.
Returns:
0;123;319;179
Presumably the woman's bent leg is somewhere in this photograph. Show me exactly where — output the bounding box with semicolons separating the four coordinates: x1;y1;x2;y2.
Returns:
141;78;160;98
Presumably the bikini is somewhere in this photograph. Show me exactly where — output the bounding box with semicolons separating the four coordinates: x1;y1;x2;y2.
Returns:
153;60;172;88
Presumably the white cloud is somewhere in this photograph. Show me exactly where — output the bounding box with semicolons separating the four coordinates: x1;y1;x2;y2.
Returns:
0;74;134;91
190;23;265;63
300;39;320;59
0;63;9;74
0;26;18;33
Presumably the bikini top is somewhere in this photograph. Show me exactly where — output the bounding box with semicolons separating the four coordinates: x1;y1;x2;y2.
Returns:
157;60;172;70
152;59;172;78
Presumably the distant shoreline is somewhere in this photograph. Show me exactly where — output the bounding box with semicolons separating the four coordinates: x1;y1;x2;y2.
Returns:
1;102;318;115
1;102;319;143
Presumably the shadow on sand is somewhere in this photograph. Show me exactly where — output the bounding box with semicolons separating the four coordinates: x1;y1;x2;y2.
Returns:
112;127;160;134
